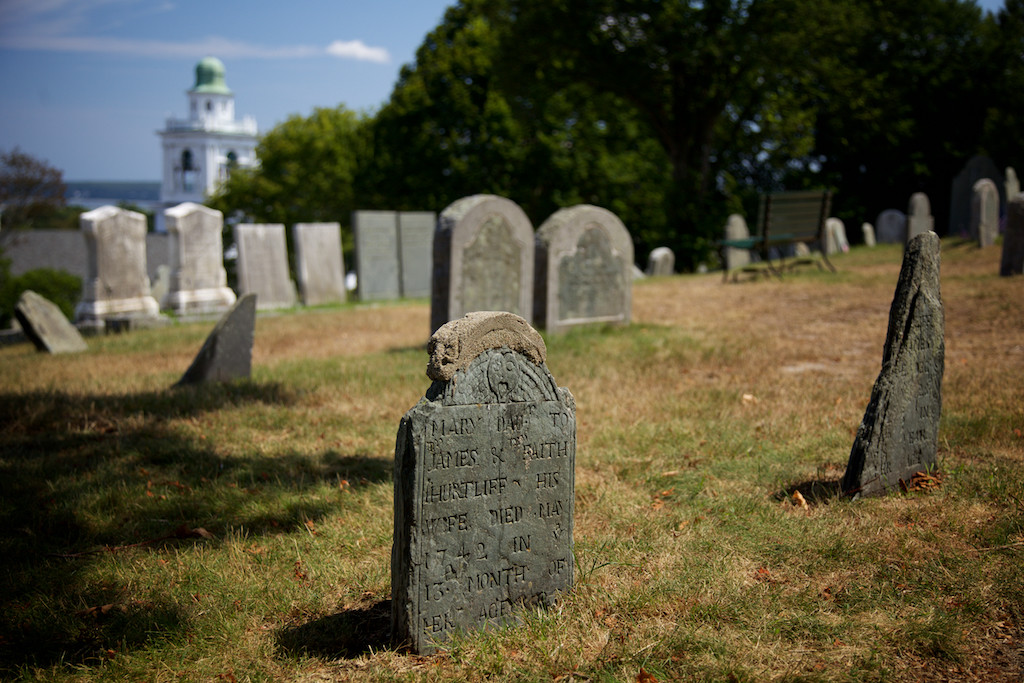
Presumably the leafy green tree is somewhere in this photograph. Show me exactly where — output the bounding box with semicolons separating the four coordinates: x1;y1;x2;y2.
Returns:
0;148;67;230
981;0;1024;176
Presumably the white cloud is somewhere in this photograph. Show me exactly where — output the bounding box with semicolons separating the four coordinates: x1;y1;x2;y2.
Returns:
326;39;390;64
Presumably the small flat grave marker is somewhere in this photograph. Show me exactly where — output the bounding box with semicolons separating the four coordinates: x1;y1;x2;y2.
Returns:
392;311;575;654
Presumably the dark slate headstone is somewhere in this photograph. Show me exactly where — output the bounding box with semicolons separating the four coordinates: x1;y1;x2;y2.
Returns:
175;294;257;386
842;232;944;498
1000;194;1024;277
233;224;297;310
353;210;401;301
392;312;575;654
949;155;1004;238
431;195;534;334
14;290;88;354
875;209;907;244
534;205;634;334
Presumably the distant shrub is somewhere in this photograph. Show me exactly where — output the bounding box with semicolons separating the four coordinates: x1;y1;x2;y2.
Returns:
0;267;82;327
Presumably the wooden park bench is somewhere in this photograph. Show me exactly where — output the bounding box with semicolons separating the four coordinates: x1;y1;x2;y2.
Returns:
719;190;835;281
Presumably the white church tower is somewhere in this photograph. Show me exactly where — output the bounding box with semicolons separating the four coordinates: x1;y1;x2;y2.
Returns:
156;57;257;230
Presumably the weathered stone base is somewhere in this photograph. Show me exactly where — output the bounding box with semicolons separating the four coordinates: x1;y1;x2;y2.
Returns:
75;295;160;323
165;287;237;316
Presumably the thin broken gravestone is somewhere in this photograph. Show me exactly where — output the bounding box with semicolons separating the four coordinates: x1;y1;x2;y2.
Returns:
175;294;256;385
14;290;88;354
392;311;575;654
841;231;944;498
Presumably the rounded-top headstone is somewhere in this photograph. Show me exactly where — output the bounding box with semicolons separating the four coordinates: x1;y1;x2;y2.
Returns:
908;192;931;217
427;311;545;382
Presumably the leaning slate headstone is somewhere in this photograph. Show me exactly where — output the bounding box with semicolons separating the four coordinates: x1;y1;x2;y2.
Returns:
906;193;934;243
431;195;535;333
1000;193;1024;277
971;178;1000;247
875;209;906;244
534;205;633;334
75;205;160;324
645;246;675;276
233;224;297;310
842;231;944;498
175;294;257;386
165;203;236;315
293;222;347;306
14;290;88;354
392;311;575;654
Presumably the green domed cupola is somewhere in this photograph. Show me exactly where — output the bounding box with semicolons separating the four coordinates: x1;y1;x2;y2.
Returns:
191;57;231;95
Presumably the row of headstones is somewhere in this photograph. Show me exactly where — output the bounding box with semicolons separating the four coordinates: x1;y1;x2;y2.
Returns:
874;181;1011;249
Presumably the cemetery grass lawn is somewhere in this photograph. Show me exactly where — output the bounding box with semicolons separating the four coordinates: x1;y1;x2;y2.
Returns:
1;240;1021;681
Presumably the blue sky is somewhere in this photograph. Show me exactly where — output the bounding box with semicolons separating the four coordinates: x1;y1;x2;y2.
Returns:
0;0;1008;182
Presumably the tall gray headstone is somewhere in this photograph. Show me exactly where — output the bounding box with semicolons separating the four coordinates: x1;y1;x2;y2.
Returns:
392;312;575;654
1000;193;1024;277
176;294;256;386
75;205;160;323
292;222;346;306
950;155;1004;237
165;203;236;315
645;247;675;276
534;205;633;334
1006;167;1020;200
353;211;401;301
906;193;934;243
842;231;944;498
723;214;751;269
233;224;297;310
971;178;1000;247
875;209;906;244
15;290;88;354
862;223;876;248
431;195;534;334
398;212;437;299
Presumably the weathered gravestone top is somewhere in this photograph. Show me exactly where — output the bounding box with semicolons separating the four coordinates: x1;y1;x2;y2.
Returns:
292;222;346;306
645;247;675;276
534;204;633;334
233;224;297;310
165;202;236;315
971;178;1000;248
1000;193;1024;277
392;311;575;653
906;192;934;243
875;209;907;244
431;195;535;334
75;205;160;323
175;294;256;386
842;231;944;498
15;290;88;354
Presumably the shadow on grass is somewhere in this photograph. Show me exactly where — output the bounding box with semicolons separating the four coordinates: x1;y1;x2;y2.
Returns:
0;381;393;674
275;600;392;659
775;478;843;507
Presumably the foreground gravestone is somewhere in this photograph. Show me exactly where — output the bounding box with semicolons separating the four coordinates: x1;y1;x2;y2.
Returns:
875;209;906;244
723;214;752;270
15;290;88;353
862;223;876;247
534;205;633;334
75;206;160;324
906;193;934;243
165;203;236;315
1000;194;1024;277
842;231;944;498
972;179;1000;247
645;247;675;276
392;311;575;653
431;195;534;333
292;222;346;306
176;294;256;385
234;224;297;310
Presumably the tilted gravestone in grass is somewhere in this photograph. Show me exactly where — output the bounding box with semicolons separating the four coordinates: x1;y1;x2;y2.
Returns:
392;311;576;654
175;294;256;386
15;290;88;354
842;231;944;498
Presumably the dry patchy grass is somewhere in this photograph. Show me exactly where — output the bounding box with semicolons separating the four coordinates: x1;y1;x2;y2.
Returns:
0;240;1022;681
